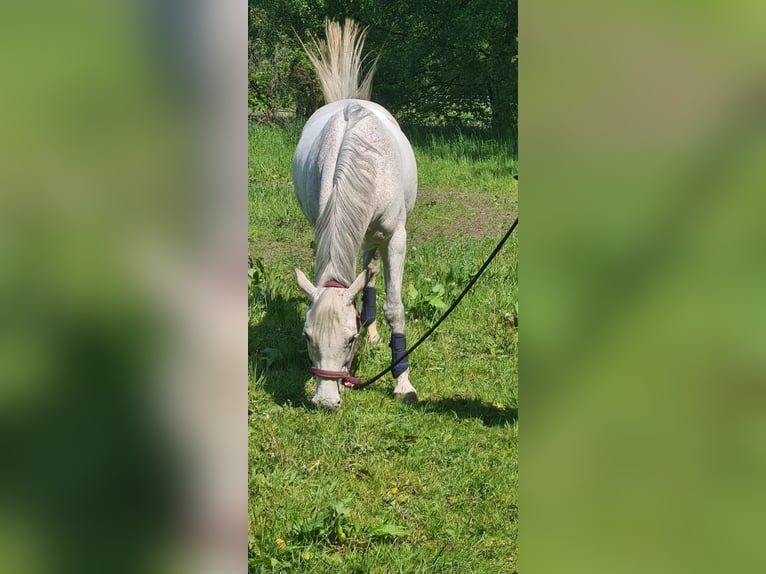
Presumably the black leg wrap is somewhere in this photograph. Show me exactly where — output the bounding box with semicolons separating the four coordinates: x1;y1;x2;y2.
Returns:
390;333;408;378
361;286;376;327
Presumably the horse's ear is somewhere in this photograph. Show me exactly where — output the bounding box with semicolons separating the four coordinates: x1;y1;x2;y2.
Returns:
345;270;367;302
295;268;317;299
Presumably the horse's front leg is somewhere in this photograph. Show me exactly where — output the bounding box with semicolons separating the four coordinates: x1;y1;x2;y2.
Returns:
382;229;417;402
361;249;381;344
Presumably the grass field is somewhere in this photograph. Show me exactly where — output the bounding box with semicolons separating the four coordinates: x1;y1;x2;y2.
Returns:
249;119;519;572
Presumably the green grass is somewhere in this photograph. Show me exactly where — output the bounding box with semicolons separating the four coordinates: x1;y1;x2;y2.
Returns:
249;119;518;573
404;125;517;194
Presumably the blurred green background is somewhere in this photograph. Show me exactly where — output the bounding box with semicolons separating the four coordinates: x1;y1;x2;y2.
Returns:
0;1;246;573
522;1;766;573
1;0;765;572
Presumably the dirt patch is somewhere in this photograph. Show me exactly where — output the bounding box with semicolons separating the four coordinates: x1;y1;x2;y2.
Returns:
408;188;518;245
249;239;312;269
250;188;517;265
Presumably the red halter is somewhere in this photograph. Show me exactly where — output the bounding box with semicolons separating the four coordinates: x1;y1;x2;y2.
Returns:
308;281;363;388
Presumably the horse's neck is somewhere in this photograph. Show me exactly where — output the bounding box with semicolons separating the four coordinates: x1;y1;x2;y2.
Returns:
314;188;368;287
314;228;360;287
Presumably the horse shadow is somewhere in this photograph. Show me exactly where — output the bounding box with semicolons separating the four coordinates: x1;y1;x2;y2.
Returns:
249;291;314;408
416;395;518;427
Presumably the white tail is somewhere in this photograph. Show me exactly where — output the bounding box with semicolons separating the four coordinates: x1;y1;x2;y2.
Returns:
299;18;378;104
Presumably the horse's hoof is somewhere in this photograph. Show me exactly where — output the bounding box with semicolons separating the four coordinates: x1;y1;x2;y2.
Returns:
394;391;418;404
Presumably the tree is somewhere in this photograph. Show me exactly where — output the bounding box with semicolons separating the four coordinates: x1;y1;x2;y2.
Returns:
248;0;325;117
249;0;517;134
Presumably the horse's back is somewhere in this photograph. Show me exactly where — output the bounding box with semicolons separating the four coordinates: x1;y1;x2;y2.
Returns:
292;100;417;226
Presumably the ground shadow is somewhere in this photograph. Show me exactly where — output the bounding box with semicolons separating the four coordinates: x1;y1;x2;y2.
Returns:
249;292;314;408
417;395;518;427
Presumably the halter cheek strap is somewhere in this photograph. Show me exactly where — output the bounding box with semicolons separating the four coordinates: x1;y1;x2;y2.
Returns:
308;281;363;388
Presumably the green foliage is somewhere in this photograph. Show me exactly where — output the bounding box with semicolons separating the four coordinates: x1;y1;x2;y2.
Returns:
248;1;324;118
406;281;450;320
357;0;518;132
248;0;517;133
290;500;355;545
248;258;268;304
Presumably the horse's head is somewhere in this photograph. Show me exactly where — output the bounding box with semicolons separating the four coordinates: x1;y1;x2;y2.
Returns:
295;268;366;409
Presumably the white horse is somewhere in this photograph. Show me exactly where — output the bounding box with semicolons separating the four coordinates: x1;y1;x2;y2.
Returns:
292;19;418;409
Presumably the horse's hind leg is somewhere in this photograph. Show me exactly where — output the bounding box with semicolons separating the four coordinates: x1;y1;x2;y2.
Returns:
362;249;381;343
381;229;418;403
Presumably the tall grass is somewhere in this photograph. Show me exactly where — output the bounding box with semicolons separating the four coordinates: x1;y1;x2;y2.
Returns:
249;120;518;193
404;126;517;193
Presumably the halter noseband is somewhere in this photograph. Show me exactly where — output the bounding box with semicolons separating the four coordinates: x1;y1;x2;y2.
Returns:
308;281;363;388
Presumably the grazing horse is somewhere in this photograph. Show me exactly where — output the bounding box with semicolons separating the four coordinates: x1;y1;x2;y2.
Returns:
292;19;417;409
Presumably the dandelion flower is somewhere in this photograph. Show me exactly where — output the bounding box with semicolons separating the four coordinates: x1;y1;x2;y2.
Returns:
391;487;399;495
275;537;286;550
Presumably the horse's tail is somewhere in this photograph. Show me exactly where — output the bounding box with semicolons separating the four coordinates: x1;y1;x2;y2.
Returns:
300;18;378;104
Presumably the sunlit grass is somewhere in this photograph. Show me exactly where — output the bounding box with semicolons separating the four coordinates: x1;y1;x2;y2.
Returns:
249;120;518;572
405;126;518;193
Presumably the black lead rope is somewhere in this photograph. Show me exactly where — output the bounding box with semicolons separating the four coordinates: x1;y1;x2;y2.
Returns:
351;215;519;390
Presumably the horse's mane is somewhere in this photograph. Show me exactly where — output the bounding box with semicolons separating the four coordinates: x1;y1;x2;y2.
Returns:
314;103;378;286
299;18;378;103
